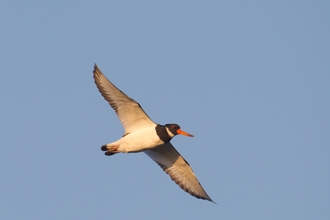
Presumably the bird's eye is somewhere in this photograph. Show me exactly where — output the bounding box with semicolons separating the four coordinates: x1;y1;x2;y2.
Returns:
172;125;179;129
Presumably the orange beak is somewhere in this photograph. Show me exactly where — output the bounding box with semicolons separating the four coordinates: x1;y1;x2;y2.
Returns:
177;129;194;137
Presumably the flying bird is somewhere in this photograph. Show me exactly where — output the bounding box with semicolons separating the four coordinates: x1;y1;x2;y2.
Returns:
93;64;213;202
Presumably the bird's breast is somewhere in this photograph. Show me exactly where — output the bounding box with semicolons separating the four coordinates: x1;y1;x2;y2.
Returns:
118;126;166;153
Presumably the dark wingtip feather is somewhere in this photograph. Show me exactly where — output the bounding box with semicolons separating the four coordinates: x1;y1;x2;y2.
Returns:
93;64;101;75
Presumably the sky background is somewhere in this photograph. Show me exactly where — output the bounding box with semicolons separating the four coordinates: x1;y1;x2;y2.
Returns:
1;1;330;219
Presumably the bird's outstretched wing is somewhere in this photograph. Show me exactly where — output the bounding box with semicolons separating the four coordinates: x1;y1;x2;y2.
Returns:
93;64;155;134
145;142;213;202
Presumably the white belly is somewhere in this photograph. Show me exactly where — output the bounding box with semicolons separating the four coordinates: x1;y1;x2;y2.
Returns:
117;127;164;153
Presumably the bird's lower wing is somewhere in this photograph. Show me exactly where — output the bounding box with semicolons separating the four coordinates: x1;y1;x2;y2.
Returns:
144;142;213;202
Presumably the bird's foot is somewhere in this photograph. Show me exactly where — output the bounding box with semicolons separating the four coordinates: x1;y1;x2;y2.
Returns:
101;144;119;156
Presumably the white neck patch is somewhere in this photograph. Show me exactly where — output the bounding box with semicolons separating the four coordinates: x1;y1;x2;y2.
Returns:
165;126;176;138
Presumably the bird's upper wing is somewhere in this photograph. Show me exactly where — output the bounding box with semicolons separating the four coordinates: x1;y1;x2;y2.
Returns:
93;64;155;134
144;142;213;202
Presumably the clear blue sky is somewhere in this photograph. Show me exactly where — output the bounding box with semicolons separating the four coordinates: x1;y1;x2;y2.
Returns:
1;1;329;219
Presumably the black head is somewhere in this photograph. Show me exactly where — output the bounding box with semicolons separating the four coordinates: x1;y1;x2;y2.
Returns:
165;124;194;137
